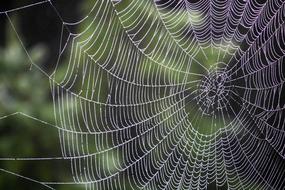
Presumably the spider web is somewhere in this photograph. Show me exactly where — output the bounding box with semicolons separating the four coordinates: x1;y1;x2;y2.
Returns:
0;0;285;189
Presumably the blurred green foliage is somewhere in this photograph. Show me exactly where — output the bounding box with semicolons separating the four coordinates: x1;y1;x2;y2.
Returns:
0;16;85;190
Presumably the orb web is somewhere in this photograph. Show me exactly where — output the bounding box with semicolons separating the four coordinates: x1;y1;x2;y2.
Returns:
0;0;285;189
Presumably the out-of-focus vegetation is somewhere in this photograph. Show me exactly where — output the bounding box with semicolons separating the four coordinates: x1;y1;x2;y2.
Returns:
0;0;116;188
0;18;58;189
0;16;83;189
